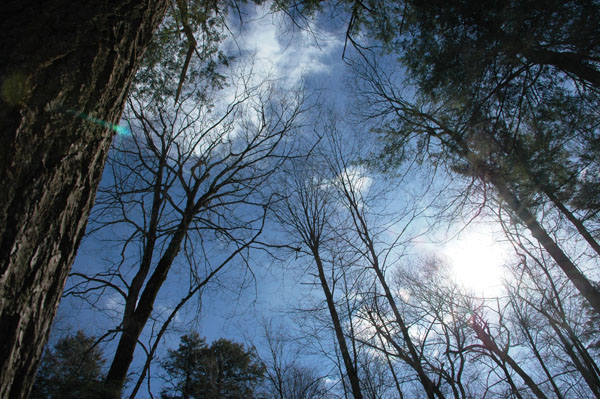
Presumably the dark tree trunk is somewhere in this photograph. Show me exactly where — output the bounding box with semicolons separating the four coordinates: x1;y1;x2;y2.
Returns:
312;250;364;399
0;2;168;398
487;172;600;315
523;48;600;89
104;224;189;397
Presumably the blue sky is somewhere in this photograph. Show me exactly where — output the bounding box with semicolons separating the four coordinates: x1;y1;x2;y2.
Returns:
51;6;351;396
50;4;517;397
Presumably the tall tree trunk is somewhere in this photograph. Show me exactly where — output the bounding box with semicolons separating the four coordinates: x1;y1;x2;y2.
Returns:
471;319;550;399
487;171;600;315
104;223;189;397
434;120;600;315
312;249;364;399
512;309;565;399
336;170;445;399
0;2;168;398
505;136;600;258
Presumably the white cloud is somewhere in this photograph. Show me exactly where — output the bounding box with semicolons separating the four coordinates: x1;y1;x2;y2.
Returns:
231;3;343;88
105;294;125;317
338;165;372;194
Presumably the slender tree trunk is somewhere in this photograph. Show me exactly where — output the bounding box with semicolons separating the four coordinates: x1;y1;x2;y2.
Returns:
538;186;600;257
533;302;600;398
487;171;600;315
369;255;444;399
0;2;168;398
515;313;564;399
471;320;550;399
496;360;525;399
312;249;364;399
551;320;600;398
341;184;444;399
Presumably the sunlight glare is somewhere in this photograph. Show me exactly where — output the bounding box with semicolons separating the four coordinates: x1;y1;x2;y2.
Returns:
443;228;507;294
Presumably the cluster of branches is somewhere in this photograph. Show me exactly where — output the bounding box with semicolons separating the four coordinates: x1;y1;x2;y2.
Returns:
10;2;600;399
273;113;600;398
58;3;307;398
268;1;600;398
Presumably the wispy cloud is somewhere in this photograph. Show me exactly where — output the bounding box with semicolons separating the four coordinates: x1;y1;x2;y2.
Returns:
228;3;343;88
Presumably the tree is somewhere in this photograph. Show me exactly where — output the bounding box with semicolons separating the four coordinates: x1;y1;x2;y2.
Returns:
56;1;306;396
63;77;303;397
274;156;365;399
387;0;600;258
0;3;168;398
347;12;600;316
324;128;445;399
1;1;273;396
310;0;600;320
498;213;600;398
30;331;109;399
264;364;329;399
257;321;330;399
160;332;264;399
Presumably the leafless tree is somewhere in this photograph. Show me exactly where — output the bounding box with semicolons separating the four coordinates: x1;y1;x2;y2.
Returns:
307;128;449;399
350;44;600;316
257;320;331;399
63;72;306;398
498;208;600;399
0;3;170;397
273;153;365;399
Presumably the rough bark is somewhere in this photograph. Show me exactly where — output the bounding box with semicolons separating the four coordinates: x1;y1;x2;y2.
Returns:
0;2;169;398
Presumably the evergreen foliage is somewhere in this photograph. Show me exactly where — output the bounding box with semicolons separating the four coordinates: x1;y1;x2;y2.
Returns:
30;331;109;399
161;333;265;399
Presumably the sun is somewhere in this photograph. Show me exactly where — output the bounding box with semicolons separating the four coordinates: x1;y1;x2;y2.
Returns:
442;227;509;294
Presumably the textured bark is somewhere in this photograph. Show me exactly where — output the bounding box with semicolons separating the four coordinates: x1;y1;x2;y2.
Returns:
0;2;169;398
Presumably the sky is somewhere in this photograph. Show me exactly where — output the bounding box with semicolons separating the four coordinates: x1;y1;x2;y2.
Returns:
52;6;351;396
51;4;516;397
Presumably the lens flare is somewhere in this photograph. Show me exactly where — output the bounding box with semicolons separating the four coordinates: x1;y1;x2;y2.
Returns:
55;105;130;136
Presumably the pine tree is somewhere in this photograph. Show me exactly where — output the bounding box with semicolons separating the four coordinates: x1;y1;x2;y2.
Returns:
30;331;109;399
161;333;264;399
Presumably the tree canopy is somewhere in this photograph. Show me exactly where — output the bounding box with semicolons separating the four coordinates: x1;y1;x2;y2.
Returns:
30;331;109;399
5;2;600;399
161;333;265;399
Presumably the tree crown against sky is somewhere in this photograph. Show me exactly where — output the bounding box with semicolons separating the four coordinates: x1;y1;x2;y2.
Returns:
59;3;309;397
161;332;264;399
336;0;600;316
29;331;109;399
12;2;600;399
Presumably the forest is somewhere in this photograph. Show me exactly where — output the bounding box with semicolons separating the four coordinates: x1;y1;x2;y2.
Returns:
1;1;599;398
